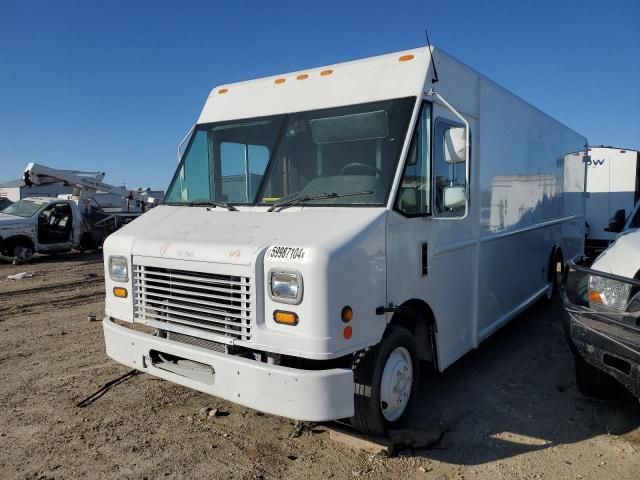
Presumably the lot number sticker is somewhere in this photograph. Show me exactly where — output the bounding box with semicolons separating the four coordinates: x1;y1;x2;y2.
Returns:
268;246;308;262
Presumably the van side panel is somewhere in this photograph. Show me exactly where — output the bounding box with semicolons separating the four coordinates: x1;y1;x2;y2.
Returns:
475;78;586;339
386;49;586;370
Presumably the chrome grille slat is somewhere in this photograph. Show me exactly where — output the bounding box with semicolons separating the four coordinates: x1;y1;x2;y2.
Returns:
133;264;252;341
140;285;251;312
140;296;250;319
141;311;245;336
133;267;247;287
140;277;251;298
143;288;250;317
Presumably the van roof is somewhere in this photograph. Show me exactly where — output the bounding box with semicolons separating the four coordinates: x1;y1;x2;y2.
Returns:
197;47;432;124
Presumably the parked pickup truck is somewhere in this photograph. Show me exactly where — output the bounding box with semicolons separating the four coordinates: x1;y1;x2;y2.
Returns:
0;197;139;262
562;206;640;400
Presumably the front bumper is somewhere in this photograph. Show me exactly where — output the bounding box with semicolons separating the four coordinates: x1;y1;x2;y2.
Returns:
567;310;640;399
103;317;355;421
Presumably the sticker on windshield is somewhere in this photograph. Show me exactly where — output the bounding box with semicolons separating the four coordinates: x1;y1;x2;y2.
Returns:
268;246;308;262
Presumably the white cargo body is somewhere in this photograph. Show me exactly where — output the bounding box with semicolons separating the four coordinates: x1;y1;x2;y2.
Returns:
573;146;640;252
102;46;587;434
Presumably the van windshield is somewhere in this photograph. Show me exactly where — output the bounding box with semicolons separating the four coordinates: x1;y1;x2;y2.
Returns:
165;97;416;207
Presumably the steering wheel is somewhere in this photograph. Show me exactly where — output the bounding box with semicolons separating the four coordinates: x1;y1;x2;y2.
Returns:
339;162;382;176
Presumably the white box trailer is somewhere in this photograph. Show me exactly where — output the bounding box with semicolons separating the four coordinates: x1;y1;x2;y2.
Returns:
578;146;639;253
102;46;587;434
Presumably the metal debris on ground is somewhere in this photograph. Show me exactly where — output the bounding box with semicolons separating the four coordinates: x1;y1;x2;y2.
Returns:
6;272;34;280
86;313;97;322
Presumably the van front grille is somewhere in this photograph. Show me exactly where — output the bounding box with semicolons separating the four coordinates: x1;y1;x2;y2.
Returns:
132;265;252;341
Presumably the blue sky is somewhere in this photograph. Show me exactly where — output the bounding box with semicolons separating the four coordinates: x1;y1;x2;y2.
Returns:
1;0;638;189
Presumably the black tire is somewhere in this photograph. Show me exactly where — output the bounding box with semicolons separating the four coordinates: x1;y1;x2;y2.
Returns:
12;244;34;263
351;325;419;435
541;252;563;305
575;354;619;399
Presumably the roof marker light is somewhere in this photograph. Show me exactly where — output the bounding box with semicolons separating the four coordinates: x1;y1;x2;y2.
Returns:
399;54;414;62
274;78;286;84
218;88;229;94
297;74;309;80
320;69;333;76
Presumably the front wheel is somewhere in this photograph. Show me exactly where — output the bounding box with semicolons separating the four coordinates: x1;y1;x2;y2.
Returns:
351;325;419;435
13;245;34;263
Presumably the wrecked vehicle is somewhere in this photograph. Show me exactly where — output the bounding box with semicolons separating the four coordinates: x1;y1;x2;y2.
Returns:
563;234;640;400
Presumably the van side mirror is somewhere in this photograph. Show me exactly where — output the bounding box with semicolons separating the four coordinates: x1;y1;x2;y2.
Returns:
605;208;626;233
443;186;466;210
444;127;467;164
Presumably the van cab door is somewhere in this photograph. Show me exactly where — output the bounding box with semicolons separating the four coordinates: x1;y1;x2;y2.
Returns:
386;98;478;370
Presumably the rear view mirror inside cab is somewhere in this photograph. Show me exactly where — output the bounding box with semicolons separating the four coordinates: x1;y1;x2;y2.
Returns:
444;127;466;164
443;186;466;209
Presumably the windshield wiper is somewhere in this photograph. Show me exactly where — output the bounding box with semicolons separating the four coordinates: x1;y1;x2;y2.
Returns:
165;201;238;211
267;191;373;212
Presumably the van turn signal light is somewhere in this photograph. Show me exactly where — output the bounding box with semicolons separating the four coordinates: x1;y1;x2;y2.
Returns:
273;310;299;326
113;287;128;298
343;326;353;339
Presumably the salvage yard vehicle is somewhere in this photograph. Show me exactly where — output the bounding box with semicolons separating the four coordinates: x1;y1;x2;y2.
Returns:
0;163;160;262
103;46;587;434
563;252;640;401
562;197;640;400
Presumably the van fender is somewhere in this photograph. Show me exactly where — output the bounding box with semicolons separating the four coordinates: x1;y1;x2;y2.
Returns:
387;299;439;369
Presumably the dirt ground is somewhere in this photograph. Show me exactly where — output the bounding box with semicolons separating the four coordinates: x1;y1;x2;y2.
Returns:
0;253;638;480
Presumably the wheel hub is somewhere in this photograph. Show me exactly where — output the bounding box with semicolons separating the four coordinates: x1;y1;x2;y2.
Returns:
380;346;413;421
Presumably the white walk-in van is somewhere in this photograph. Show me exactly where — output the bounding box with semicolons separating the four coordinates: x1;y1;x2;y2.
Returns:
103;47;587;434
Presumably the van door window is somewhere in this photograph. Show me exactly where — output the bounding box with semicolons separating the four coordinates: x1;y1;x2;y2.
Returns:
395;102;432;216
433;119;467;217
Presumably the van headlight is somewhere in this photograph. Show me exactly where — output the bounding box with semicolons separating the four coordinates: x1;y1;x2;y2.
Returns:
108;255;129;283
588;274;631;311
268;269;303;304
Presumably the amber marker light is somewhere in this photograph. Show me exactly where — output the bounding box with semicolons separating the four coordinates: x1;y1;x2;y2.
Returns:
274;78;286;84
320;69;333;76
343;326;353;340
274;310;299;326
399;54;414;62
218;88;229;94
341;306;353;323
296;74;309;80
113;287;128;298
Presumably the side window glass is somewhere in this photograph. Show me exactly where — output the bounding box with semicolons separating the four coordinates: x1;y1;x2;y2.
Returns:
165;130;210;203
395;103;431;215
433;119;467;217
